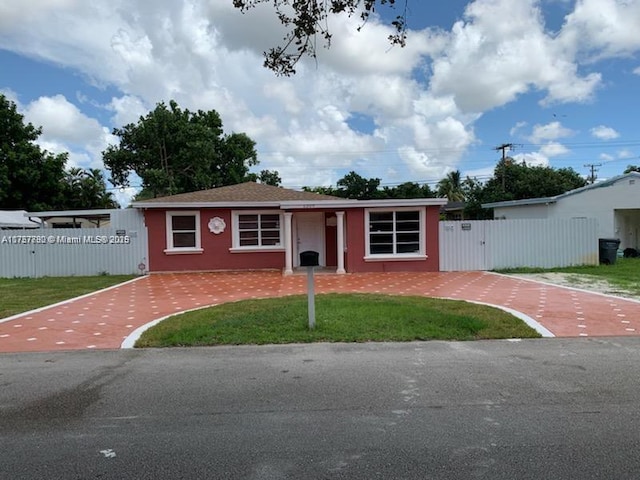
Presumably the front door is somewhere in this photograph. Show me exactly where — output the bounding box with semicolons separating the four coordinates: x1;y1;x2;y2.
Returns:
295;212;325;267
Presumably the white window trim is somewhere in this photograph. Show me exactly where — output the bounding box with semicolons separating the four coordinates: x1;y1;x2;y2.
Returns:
230;210;285;252
164;210;203;254
364;207;426;261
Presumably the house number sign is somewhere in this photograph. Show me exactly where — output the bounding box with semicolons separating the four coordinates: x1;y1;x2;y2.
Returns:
208;217;226;234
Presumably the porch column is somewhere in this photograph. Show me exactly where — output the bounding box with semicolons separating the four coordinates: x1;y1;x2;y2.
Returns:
336;211;346;274
284;212;293;275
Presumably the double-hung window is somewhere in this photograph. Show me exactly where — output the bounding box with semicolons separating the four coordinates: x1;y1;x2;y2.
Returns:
232;211;283;250
366;208;425;259
165;211;202;254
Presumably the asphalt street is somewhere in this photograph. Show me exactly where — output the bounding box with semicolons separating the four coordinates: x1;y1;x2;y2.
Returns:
1;338;640;479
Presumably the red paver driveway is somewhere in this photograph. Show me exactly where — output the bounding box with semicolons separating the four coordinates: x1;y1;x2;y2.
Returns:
1;271;639;353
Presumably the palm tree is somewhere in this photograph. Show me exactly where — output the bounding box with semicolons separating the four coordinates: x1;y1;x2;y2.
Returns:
437;170;465;202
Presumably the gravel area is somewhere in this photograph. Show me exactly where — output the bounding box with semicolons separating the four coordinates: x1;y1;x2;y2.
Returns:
508;272;640;301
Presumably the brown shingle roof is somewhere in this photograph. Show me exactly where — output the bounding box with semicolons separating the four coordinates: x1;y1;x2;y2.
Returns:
136;182;342;204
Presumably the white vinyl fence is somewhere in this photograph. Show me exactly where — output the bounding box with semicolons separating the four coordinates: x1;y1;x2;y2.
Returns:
439;218;599;271
0;209;148;278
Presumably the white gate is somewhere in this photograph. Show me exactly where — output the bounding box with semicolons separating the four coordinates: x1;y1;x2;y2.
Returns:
439;218;598;271
439;221;490;271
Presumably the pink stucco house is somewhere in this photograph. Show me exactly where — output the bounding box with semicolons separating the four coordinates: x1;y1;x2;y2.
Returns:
133;182;446;274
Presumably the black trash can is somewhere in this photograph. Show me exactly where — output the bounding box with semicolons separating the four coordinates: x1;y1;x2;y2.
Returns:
300;250;319;267
599;238;620;265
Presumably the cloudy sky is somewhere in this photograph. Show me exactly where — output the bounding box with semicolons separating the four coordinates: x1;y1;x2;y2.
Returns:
1;0;639;205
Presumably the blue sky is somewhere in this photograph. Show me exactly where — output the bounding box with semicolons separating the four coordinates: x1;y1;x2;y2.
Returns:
1;0;639;205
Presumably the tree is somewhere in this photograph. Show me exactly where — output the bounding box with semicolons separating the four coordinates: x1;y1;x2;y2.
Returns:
0;94;69;211
382;181;434;199
461;176;492;220
336;171;383;199
63;168;117;209
469;160;587;219
302;185;338;196
104;100;267;198
258;169;282;186
0;95;117;211
233;0;408;75
624;165;640;174
482;160;586;203
437;170;465;202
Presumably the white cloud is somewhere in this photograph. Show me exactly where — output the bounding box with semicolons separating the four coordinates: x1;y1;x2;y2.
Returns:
540;142;570;157
529;121;574;143
427;0;601;112
510;121;528;137
634;66;640;75
0;0;638;190
22;95;115;170
599;153;614;161
559;0;640;60
617;149;636;159
590;125;619;140
23;95;105;144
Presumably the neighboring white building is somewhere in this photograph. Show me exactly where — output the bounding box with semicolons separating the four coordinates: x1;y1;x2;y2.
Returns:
0;210;43;229
482;172;640;250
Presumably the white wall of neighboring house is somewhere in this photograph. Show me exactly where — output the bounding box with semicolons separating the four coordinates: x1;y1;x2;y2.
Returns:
492;175;640;249
46;217;111;228
493;203;551;220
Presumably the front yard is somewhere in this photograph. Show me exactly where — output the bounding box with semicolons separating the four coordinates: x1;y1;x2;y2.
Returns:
135;293;541;347
0;275;136;318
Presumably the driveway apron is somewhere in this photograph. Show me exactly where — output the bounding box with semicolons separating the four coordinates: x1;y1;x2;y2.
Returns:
1;271;639;353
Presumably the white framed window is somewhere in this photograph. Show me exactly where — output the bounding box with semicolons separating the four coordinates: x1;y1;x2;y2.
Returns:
365;207;426;260
231;210;284;251
164;211;203;254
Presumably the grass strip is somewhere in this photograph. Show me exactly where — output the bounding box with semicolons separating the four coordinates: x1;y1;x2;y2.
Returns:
0;275;137;318
136;293;540;347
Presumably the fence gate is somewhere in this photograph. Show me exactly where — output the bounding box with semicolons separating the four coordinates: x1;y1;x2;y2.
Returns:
439;221;490;271
438;218;599;271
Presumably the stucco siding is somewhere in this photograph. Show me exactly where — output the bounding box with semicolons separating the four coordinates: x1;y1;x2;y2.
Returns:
345;206;440;273
493;176;640;241
145;208;285;272
493;204;551;219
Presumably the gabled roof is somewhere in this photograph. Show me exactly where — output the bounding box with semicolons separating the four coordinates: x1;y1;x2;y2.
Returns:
482;171;640;209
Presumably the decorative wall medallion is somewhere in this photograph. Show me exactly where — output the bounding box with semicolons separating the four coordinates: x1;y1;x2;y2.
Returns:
208;217;226;234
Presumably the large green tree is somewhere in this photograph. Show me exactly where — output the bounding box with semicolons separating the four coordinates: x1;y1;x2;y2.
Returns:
482;159;587;204
303;173;435;200
233;0;408;75
337;171;383;199
460;159;587;220
0;94;116;211
0;94;69;211
104;100;269;198
383;181;435;199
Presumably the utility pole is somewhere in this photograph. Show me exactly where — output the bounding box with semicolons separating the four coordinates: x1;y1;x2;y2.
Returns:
584;163;601;184
495;143;514;190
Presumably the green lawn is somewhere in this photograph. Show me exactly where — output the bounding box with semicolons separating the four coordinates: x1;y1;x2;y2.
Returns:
0;275;137;318
136;293;541;347
498;257;640;296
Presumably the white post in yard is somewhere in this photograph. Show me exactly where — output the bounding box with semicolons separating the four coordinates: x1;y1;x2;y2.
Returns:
336;211;346;274
307;265;315;330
